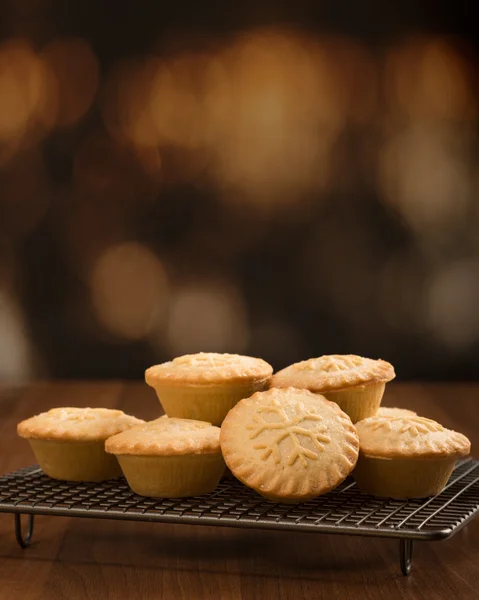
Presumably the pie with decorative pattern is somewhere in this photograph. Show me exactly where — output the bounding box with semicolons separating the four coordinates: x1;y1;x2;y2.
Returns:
105;417;220;456
146;352;273;385
145;353;273;426
271;355;396;424
220;387;359;503
353;415;470;498
375;407;416;418
271;354;395;392
355;415;469;459
17;407;143;482
106;417;225;498
18;407;143;442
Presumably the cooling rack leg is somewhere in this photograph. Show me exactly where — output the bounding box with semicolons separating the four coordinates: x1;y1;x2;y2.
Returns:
399;539;414;575
14;514;35;548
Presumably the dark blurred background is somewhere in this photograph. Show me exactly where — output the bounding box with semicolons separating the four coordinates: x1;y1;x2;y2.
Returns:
0;1;478;382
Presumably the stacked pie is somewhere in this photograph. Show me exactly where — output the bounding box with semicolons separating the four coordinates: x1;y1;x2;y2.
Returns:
271;354;396;423
18;353;471;501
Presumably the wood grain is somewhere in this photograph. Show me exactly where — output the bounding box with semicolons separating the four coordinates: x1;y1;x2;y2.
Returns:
0;382;478;600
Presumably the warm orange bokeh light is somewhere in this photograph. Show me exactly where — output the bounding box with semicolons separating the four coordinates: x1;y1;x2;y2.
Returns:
150;54;211;150
378;125;471;234
206;29;344;206
102;56;160;148
384;36;476;120
41;37;99;126
324;38;378;124
379;36;476;238
0;39;50;143
96;28;366;207
90;242;169;341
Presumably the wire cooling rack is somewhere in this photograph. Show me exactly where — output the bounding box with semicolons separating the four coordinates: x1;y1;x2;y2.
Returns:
1;458;479;575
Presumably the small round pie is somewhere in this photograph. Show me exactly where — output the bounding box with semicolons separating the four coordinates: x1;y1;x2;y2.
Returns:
375;407;416;418
271;355;395;423
145;353;273;426
105;417;225;497
17;408;144;482
354;415;471;499
220;387;359;503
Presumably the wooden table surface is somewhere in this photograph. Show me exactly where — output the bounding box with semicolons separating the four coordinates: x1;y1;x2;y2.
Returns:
0;382;478;600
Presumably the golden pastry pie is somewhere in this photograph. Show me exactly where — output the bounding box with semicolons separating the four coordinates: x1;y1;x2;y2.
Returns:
220;387;359;503
17;408;144;482
354;415;471;498
375;407;416;418
145;352;273;426
271;355;395;423
106;417;225;497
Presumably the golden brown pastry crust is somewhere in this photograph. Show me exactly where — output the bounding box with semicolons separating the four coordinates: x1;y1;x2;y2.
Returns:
220;387;359;502
375;407;417;418
17;408;144;442
271;355;395;393
145;353;273;387
355;415;470;459
105;417;221;456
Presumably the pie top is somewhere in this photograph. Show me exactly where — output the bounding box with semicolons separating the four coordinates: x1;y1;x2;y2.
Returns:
220;387;359;502
271;355;395;392
145;352;273;386
355;415;471;459
376;407;417;418
17;408;144;442
105;417;221;456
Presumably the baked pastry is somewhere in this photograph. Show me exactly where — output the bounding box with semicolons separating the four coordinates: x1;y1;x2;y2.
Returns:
17;408;144;481
354;415;471;498
271;355;395;423
106;417;225;497
145;352;273;426
220;387;359;503
376;407;416;418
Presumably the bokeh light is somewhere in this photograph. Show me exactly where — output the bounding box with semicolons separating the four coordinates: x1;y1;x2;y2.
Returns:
324;38;377;124
384;36;476;121
90;242;169;341
40;38;99;126
102;57;160;148
378;125;472;236
150;54;211;150
1;14;479;382
208;29;343;206
96;28;357;207
0;38;50;144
